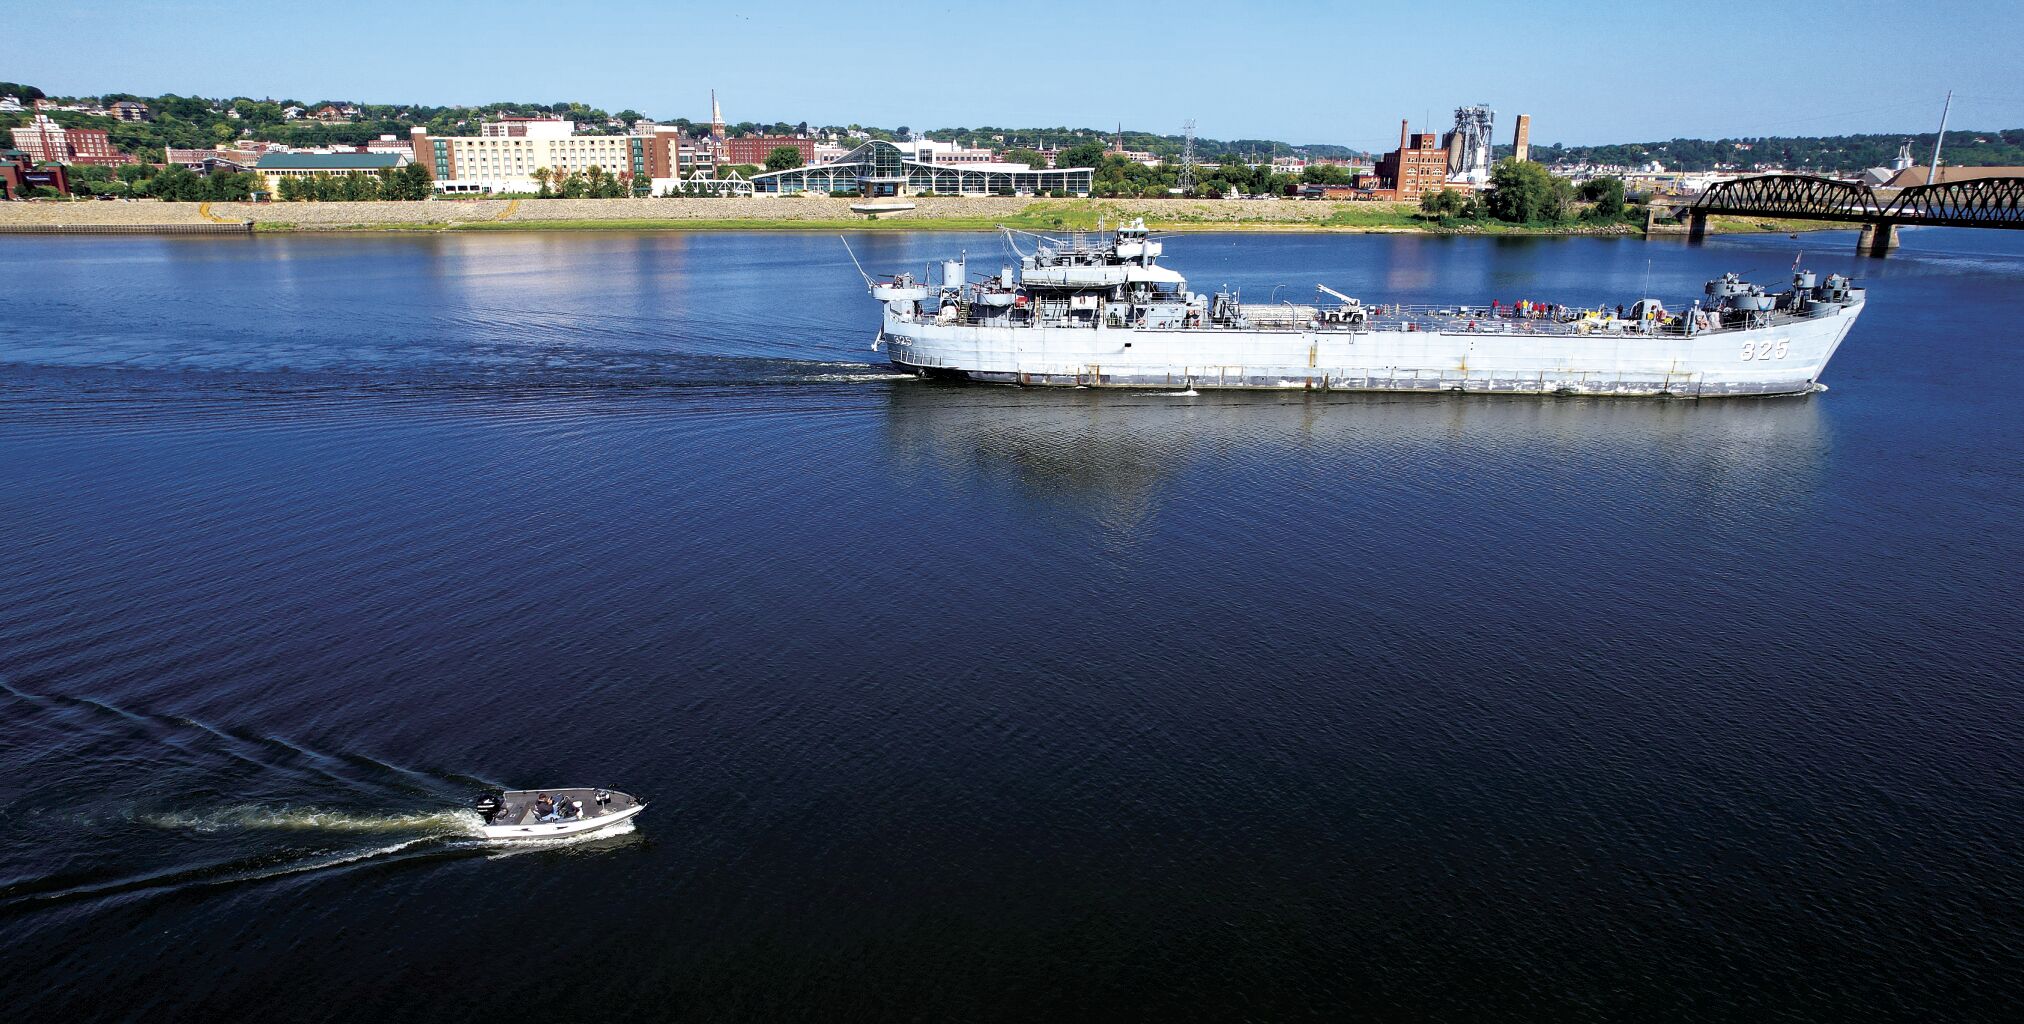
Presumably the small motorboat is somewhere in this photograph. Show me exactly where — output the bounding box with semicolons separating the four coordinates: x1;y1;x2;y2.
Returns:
471;787;645;841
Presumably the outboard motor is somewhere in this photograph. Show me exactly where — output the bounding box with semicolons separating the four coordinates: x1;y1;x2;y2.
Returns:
472;791;503;823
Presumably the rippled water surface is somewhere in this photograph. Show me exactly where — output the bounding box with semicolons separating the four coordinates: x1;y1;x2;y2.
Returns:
2;228;2020;1023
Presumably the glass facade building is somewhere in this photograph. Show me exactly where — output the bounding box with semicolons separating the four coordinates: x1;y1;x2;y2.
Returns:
751;140;1091;197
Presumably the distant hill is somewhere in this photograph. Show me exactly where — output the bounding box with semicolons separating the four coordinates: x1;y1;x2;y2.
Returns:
3;82;2015;175
0;82;1371;165
915;126;1368;163
1508;131;2024;174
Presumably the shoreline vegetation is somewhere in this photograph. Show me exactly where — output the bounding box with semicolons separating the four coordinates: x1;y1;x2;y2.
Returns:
0;196;1821;236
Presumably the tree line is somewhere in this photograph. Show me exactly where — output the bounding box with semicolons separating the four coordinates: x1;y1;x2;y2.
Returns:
1417;161;1634;227
1521;129;2024;173
1022;141;1361;198
48;162;258;201
530;165;635;199
275;164;435;201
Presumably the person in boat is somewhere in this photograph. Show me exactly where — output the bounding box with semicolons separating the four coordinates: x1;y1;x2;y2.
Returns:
535;793;556;821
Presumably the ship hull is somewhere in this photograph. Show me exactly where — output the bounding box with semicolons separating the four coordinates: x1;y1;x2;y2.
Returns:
882;298;1862;399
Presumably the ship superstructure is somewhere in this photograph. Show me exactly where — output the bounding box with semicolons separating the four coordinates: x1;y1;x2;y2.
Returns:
867;220;1864;399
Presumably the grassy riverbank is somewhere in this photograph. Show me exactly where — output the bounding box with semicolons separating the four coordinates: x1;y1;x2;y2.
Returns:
0;195;1823;236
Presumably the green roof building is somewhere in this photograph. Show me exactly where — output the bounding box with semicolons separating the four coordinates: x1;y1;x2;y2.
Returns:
255;152;410;194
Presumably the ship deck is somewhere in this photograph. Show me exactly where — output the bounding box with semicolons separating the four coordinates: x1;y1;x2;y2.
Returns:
894;298;1858;339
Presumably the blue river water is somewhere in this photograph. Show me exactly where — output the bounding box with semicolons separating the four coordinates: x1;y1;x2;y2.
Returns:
1;226;2019;1022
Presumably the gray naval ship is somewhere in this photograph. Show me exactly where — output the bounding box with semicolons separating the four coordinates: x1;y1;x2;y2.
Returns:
867;220;1864;398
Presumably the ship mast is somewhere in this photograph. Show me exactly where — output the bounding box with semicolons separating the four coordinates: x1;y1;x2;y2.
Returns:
1926;90;1952;186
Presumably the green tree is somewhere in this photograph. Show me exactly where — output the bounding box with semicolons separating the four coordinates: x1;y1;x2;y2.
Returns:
145;164;203;201
338;170;376;201
202;170;256;201
1577;175;1626;219
398;162;432;200
1058;140;1108;169
764;146;804;171
278;175;303;202
1003;148;1047;169
1301;163;1351;185
1419;187;1467;218
584;165;613;197
1483;158;1574;224
531;167;553;198
237;100;282;125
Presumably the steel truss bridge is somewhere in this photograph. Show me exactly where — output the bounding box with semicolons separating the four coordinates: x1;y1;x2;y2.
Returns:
1678;173;2024;256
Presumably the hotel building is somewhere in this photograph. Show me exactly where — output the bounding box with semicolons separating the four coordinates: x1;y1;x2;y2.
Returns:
411;122;678;195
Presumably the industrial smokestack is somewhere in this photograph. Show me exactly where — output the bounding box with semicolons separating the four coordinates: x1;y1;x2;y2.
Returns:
1513;114;1532;163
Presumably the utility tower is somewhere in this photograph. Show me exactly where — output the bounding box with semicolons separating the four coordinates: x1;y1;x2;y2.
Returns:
1178;119;1197;194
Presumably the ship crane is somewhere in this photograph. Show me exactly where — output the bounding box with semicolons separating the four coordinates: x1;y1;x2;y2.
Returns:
1316;284;1368;324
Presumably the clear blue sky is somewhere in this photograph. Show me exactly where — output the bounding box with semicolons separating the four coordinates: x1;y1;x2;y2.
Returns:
10;0;2020;148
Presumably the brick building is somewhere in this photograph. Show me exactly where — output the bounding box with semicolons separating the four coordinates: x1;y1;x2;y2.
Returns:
722;135;814;167
1373;119;1451;200
1;150;69;198
9;114;132;166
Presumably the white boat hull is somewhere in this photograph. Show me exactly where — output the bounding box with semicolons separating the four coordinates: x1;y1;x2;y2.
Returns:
478;801;643;842
881;298;1862;399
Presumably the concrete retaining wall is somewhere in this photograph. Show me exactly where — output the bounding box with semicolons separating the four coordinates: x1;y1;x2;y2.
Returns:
0;195;1424;231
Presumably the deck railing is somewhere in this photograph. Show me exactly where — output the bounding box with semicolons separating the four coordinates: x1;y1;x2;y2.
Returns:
896;299;1850;337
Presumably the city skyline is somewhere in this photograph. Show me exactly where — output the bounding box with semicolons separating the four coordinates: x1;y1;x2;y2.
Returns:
8;0;2020;150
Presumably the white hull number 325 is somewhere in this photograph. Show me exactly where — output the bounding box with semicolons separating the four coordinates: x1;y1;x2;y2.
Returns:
1740;338;1790;361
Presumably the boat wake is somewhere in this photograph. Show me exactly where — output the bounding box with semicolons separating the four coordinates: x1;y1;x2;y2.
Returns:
0;833;482;916
137;805;487;836
0;681;618;918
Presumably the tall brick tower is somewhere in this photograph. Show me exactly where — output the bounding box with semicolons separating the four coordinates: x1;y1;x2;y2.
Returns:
1513;114;1532;163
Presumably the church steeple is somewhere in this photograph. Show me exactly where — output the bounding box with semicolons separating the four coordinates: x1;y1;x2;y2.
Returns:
710;90;726;145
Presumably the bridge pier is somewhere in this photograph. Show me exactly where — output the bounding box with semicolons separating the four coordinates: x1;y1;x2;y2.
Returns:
1857;220;1899;258
1687;211;1708;245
